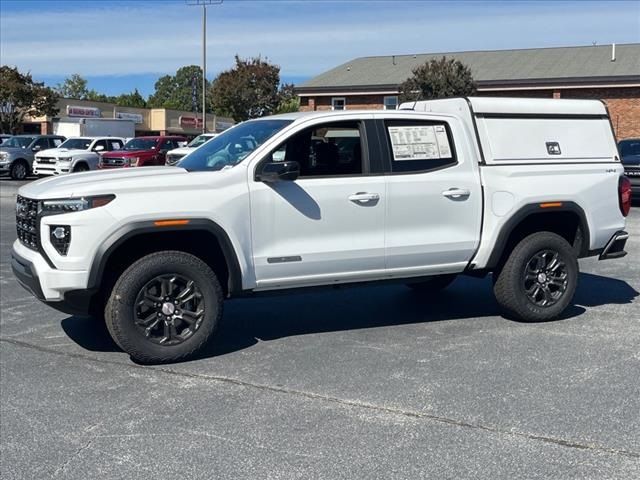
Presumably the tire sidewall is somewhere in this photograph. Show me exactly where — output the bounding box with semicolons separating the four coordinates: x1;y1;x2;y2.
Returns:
506;233;578;321
108;252;222;363
11;160;28;180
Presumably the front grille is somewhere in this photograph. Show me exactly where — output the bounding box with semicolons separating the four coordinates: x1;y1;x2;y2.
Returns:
101;157;127;167
16;195;39;251
36;157;57;164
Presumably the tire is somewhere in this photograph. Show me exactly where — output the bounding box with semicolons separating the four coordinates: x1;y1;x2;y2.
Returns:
407;274;457;293
74;163;89;172
105;251;223;363
493;232;578;322
10;160;28;180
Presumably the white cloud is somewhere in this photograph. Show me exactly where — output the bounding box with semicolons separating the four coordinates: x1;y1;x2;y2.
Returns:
1;0;638;78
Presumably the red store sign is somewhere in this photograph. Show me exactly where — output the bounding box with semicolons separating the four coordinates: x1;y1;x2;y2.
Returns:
179;116;204;128
67;105;101;118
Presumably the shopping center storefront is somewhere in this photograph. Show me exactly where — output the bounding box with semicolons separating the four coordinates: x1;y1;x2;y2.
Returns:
26;98;234;138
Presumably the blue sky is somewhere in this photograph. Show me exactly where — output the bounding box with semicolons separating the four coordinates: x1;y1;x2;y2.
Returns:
1;0;639;97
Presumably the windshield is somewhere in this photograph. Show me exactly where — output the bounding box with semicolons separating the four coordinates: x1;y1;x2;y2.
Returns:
60;138;92;150
188;134;214;148
3;137;34;148
123;138;158;151
179;120;292;172
620;140;640;159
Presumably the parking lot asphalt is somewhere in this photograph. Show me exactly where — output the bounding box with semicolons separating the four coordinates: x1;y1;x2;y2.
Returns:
1;177;639;479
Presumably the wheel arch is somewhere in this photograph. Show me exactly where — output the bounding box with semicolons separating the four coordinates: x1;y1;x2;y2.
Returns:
88;219;243;298
485;202;590;271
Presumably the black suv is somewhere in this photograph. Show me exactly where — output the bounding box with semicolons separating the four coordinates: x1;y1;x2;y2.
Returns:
619;138;640;201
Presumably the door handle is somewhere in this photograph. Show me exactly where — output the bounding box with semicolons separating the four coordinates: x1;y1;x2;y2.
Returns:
349;192;380;204
442;188;471;199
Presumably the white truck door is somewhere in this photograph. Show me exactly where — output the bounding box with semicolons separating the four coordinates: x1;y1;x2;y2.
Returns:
380;117;482;275
249;119;386;289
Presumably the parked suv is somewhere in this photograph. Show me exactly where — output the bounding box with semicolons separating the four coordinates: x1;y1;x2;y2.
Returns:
165;133;217;166
33;137;125;176
99;136;186;169
12;98;630;363
619;138;640;200
0;135;66;179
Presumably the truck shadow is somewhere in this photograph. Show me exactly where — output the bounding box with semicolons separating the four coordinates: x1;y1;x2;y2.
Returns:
61;272;638;360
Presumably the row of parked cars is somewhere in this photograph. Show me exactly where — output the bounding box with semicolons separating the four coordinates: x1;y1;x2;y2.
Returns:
0;133;218;180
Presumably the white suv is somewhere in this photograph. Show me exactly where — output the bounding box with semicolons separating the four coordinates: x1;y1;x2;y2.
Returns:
12;98;631;363
33;137;125;176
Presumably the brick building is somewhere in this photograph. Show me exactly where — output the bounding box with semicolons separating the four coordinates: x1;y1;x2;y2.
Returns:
296;44;640;140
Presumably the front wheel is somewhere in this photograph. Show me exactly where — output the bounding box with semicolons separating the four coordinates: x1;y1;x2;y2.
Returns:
105;251;223;363
10;160;28;180
493;232;578;322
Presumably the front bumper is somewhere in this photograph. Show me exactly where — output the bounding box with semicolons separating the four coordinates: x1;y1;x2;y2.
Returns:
11;241;94;315
33;162;71;176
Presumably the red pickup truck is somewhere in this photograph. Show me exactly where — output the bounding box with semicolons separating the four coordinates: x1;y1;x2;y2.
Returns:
99;136;186;169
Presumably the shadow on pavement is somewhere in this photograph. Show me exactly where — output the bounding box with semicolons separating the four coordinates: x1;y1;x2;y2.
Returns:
61;272;638;360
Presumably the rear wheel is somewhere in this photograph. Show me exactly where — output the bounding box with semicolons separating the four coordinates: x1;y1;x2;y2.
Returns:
493;232;578;322
10;160;28;180
407;274;457;293
105;251;223;363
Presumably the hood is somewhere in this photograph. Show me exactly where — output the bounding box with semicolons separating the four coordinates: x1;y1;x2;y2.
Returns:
102;150;150;158
168;147;193;155
36;147;86;158
0;145;27;153
18;166;193;199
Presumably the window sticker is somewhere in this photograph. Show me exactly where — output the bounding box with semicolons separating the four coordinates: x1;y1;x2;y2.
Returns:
388;125;452;161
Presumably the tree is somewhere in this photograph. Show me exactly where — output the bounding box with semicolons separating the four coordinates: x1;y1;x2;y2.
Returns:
115;88;146;108
275;82;300;114
56;73;89;99
86;89;117;103
148;65;207;111
210;55;281;121
398;57;476;103
0;66;59;134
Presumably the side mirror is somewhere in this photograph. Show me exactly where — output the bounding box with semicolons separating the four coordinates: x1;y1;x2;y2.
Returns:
32;145;41;152
258;161;300;182
94;145;105;152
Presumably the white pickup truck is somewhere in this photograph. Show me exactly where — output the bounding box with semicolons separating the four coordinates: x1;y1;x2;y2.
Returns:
33;136;125;176
12;97;631;363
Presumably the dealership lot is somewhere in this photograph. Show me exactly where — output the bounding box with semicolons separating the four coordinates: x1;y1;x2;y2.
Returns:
1;178;639;478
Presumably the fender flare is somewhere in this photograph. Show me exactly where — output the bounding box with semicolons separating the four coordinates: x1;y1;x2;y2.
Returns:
484;201;591;270
87;218;243;295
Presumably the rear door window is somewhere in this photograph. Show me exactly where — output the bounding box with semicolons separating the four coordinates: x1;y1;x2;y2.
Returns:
383;120;457;173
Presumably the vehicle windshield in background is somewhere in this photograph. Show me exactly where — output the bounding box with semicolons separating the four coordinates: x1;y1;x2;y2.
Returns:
179;120;292;172
620;140;640;160
60;138;92;150
123;138;157;151
188;134;213;148
3;137;35;148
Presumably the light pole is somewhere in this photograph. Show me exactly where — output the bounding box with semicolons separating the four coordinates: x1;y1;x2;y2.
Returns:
187;0;223;133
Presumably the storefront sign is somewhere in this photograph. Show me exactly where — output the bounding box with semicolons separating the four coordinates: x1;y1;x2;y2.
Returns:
67;105;101;118
179;115;204;128
115;111;143;124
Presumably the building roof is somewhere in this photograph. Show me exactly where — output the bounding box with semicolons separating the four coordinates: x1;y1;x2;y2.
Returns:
297;44;640;92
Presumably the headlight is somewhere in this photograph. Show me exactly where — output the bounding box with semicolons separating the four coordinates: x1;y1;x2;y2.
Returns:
0;152;8;161
129;157;139;167
40;195;115;216
57;157;71;163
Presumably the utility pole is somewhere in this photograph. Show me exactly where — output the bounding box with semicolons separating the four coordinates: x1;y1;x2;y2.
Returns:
187;0;223;133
